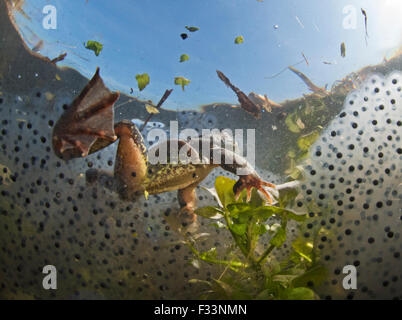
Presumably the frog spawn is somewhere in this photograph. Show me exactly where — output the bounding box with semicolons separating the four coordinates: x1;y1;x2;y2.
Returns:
0;86;281;299
0;68;401;299
297;72;402;299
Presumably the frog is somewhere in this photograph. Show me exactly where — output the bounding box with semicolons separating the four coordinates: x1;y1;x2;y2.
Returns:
52;68;276;223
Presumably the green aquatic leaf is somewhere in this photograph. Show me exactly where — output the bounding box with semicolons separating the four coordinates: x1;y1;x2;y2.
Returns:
84;40;103;56
284;287;317;300
179;54;190;62
292;265;328;288
214;176;237;208
199;247;217;260
234;36;244;44
185;26;199;32
285;112;301;133
270;227;286;247
297;130;320;151
174;77;191;91
291;237;314;263
230;223;247;236
135;73;150;91
195;206;224;219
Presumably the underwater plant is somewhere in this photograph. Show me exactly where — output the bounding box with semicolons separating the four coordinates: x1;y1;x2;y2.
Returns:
184;176;327;300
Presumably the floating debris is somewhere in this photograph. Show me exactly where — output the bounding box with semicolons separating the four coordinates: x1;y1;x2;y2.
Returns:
174;77;191;91
273;24;279;30
295;16;304;29
179;54;189;63
135;73;150;91
145;104;159;114
32;40;44;52
185;26;199;32
248;92;281;113
84;40;103;56
216;70;261;119
288;66;327;96
140;89;173;131
234;36;244;44
340;42;346;58
180;33;188;40
361;8;369;45
50;52;67;64
301;52;309;66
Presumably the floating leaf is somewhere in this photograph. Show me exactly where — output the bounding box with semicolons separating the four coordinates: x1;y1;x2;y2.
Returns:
174;77;191;91
185;26;199;32
84;40;103;56
180;54;189;63
145;104;159;114
234;36;244;44
135;73;150;91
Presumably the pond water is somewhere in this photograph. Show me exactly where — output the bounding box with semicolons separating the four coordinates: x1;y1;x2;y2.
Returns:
0;0;401;300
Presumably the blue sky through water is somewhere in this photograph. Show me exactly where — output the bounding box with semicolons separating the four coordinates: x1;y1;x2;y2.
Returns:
12;0;402;110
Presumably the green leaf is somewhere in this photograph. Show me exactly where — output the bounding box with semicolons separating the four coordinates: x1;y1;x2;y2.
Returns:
270;227;286;247
199;247;217;260
297;130;320;151
230;223;247;236
291;237;314;263
284;287;317;300
179;54;189;63
214;176;237;208
256;223;269;236
84;40;103;56
285;112;301;133
234;36;244;44
135;73;150;91
185;26;199;32
292;265;328;288
174;77;191;91
194;206;224;219
227;203;253;218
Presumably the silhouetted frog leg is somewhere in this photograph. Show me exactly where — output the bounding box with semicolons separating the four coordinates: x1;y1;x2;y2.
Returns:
52;68;119;160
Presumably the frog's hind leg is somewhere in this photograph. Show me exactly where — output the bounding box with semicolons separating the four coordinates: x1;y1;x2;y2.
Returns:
113;120;148;200
177;182;199;225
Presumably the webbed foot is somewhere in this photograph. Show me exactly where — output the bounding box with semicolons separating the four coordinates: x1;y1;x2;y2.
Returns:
233;174;276;204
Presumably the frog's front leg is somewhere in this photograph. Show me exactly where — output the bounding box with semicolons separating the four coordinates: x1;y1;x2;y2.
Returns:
213;147;277;204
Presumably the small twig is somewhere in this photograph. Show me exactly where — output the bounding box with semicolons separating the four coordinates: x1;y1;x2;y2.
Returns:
265;60;304;79
51;52;67;64
140;89;173;131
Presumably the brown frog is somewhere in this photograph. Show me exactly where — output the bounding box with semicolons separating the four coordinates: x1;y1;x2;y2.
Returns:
52;68;276;223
